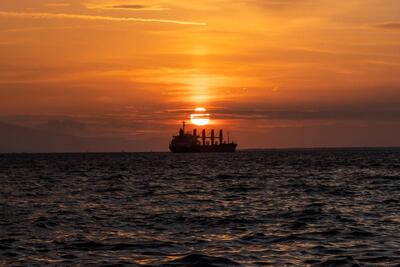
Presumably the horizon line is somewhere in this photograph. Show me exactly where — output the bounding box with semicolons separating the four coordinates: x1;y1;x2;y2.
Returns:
1;146;399;155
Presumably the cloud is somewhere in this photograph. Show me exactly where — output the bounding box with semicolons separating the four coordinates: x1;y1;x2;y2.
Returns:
210;85;400;122
0;121;163;153
0;11;206;26
45;3;71;8
215;103;400;121
85;3;168;11
0;41;13;45
231;0;315;10
373;22;400;30
109;4;167;10
38;119;86;134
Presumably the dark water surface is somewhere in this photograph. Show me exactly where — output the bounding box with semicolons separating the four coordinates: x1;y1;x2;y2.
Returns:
1;149;400;266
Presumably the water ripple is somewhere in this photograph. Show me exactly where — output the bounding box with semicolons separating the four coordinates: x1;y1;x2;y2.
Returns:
1;148;400;266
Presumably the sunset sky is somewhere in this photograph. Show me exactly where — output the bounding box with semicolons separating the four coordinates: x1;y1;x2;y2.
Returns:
1;0;400;151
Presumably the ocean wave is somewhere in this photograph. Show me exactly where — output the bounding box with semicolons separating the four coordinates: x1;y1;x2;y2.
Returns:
1;149;400;266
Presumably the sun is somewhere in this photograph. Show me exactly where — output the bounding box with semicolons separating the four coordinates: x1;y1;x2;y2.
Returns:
190;107;210;126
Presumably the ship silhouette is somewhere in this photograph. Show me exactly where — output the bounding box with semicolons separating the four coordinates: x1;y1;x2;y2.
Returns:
169;121;237;153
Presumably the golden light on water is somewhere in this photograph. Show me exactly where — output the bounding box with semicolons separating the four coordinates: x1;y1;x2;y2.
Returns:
190;107;210;126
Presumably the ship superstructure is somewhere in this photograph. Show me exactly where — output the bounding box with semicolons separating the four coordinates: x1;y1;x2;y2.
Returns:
169;121;237;153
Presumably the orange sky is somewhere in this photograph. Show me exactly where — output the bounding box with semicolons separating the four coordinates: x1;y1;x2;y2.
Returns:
0;0;400;151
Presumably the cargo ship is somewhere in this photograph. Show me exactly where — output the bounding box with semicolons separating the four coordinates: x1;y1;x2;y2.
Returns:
169;121;237;153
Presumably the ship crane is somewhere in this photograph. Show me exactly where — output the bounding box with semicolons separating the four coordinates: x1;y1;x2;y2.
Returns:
170;121;237;153
200;129;224;146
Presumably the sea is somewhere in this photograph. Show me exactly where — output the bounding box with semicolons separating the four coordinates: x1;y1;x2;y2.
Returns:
1;148;400;266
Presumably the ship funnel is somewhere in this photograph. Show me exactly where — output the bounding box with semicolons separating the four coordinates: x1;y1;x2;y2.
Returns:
202;129;206;146
211;129;215;145
219;129;223;144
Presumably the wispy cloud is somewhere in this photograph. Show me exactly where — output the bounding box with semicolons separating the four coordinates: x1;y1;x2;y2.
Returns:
85;3;169;11
44;3;71;8
0;11;206;26
373;22;400;30
2;25;83;33
108;4;168;11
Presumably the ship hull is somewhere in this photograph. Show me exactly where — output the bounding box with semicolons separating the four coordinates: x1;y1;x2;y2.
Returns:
170;143;237;153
